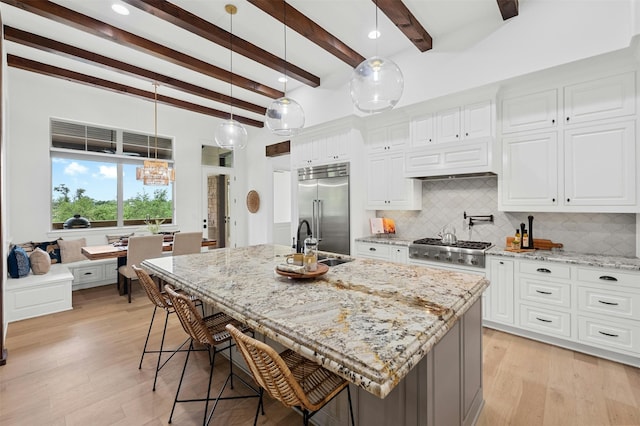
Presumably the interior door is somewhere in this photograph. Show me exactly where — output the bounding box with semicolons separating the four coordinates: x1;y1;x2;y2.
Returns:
202;166;234;248
297;179;317;250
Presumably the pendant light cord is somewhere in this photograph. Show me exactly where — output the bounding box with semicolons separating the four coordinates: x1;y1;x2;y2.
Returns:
375;0;379;57
153;82;158;160
283;1;287;94
229;9;234;120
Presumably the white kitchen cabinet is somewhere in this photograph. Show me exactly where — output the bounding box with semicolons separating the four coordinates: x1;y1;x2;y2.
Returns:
367;122;408;155
564;72;636;125
501;121;636;211
463;101;493;140
436;107;462;143
501;89;558;134
404;139;491;178
485;258;515;325
366;151;421;210
564;120;636;207
293;137;323;167
355;241;408;264
68;259;118;290
322;130;351;163
409;113;435;147
500;132;558;208
485;254;640;367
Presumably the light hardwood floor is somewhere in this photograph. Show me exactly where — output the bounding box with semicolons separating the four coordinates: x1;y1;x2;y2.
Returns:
1;285;639;426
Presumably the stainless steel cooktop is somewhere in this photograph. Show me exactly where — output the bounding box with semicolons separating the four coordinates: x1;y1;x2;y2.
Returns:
409;238;493;268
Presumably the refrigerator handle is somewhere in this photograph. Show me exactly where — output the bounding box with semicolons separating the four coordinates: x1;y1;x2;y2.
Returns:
311;199;317;238
317;199;323;240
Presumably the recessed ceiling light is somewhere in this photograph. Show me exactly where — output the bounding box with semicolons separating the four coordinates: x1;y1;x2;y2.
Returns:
278;76;288;83
111;4;130;15
368;30;380;40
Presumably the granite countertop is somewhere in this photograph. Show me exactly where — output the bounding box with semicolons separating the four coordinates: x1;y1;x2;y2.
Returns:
487;247;640;271
355;236;413;246
142;244;489;398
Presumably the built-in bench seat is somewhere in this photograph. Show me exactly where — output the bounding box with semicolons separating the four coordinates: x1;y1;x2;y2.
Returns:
6;257;118;322
5;264;74;322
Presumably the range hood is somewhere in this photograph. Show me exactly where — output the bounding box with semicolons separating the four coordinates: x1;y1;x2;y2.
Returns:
417;171;497;181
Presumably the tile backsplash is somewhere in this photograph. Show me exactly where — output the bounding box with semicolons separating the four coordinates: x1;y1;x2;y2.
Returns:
378;177;637;258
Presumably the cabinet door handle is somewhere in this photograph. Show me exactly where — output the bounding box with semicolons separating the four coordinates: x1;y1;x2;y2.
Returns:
566;198;570;202
465;132;469;136
552;198;556;202
598;331;618;338
551;119;555;124
536;268;551;273
599;275;618;282
566;117;570;122
369;247;376;251
536;290;552;295
536;317;552;323
598;300;619;306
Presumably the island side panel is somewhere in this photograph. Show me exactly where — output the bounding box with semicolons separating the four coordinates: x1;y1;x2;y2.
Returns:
353;298;484;426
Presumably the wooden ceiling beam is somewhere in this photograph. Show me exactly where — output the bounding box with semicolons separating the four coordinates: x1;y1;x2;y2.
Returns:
7;55;264;128
496;0;519;20
121;0;320;88
247;0;365;68
3;26;266;116
375;0;432;52
0;0;283;99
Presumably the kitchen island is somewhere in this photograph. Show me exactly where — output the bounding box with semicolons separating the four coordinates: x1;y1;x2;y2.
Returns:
142;244;489;426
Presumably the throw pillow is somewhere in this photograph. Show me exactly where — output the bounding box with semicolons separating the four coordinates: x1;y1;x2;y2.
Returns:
33;239;62;264
8;245;30;278
58;238;88;263
29;247;51;275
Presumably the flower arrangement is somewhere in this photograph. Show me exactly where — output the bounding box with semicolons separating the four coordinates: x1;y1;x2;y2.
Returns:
144;218;165;234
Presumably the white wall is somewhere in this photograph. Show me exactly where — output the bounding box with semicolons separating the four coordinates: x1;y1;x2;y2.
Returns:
5;69;257;247
286;0;635;129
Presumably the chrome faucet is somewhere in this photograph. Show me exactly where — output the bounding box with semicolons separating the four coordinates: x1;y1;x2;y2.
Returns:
295;219;312;253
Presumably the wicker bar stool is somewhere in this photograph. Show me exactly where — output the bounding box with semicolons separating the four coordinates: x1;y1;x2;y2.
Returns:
164;284;260;426
226;324;355;426
133;265;204;391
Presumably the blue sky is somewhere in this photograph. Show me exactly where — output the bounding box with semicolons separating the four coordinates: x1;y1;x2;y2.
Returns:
52;158;148;201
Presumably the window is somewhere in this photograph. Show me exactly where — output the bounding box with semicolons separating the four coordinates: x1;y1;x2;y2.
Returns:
51;119;174;230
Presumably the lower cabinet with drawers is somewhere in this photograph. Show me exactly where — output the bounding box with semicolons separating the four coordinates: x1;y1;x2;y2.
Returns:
68;258;119;291
484;255;640;367
355;241;409;264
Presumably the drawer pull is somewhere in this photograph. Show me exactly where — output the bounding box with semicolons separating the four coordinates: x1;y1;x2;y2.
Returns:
369;247;376;251
598;275;618;282
536;317;552;323
598;300;619;306
84;272;93;275
598;331;619;338
535;290;552;295
536;268;551;273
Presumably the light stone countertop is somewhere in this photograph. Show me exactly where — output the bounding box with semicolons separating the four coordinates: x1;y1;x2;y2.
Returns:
355;236;414;246
142;244;489;398
356;236;640;272
487;247;640;271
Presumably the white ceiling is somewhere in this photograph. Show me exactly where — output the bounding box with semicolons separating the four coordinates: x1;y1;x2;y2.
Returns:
0;0;509;125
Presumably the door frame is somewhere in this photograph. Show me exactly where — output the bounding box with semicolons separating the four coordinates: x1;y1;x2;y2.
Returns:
201;165;235;249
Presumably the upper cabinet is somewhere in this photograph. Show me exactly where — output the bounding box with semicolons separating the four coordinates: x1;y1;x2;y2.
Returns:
411;100;493;147
502;89;558;134
292;123;357;168
499;71;638;213
405;100;496;177
365;122;421;210
564;72;635;125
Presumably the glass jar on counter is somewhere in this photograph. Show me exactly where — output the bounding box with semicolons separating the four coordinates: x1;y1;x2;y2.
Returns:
303;235;318;272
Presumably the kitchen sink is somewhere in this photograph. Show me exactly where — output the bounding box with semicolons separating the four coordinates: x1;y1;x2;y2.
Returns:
318;257;353;267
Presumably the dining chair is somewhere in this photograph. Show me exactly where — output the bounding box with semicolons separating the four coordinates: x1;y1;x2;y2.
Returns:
164;284;260;426
118;234;164;303
172;231;204;256
133;265;204;391
226;324;355;426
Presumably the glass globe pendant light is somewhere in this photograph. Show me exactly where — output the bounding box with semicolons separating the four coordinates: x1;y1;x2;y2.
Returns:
349;1;404;114
265;3;305;136
215;4;248;150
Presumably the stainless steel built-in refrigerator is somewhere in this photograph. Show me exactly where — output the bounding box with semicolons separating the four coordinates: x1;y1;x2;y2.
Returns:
298;163;350;255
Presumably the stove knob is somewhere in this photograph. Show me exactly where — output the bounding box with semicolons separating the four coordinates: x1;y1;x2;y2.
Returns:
457;257;465;263
446;255;453;262
433;254;440;260
422;252;429;258
470;257;478;265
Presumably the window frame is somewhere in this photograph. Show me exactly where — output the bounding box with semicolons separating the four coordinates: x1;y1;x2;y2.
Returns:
50;120;175;231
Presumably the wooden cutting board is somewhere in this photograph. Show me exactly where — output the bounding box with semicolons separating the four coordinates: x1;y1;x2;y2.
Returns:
505;237;563;251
